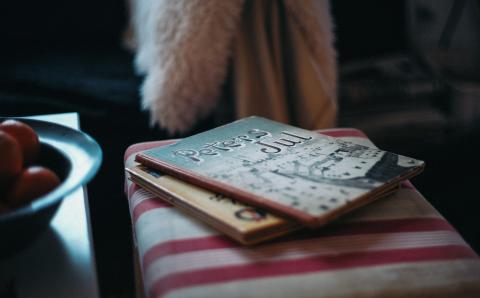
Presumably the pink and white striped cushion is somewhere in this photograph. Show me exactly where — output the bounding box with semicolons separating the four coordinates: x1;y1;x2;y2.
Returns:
124;129;480;298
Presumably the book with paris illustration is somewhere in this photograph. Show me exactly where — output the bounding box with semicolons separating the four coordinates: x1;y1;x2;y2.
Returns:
135;116;424;227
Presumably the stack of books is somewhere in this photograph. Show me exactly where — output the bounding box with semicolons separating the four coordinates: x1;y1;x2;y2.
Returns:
126;116;424;245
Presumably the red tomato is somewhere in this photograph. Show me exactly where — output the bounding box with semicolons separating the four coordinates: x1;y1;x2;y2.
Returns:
0;131;23;191
0;119;40;165
7;166;60;207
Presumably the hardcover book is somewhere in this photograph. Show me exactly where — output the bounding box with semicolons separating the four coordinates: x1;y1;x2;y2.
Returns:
135;116;424;227
126;165;300;245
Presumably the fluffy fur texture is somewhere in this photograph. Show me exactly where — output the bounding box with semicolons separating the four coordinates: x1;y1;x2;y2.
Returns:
126;0;244;133
125;0;336;134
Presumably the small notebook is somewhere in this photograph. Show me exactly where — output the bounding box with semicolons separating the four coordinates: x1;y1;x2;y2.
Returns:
136;116;424;227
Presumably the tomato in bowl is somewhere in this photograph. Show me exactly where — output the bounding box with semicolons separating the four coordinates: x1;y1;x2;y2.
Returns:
0;118;102;257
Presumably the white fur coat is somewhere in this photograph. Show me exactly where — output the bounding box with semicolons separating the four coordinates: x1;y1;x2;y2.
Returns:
125;0;336;134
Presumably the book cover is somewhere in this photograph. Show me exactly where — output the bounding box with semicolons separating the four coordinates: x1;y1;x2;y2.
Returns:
136;116;425;227
126;165;301;245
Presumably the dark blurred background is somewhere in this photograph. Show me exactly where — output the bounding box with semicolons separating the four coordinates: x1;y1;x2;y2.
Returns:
1;1;479;297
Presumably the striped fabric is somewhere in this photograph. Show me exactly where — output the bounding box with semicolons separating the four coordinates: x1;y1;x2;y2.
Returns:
124;129;480;298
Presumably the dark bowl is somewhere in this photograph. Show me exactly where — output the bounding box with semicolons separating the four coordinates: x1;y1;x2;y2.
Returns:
0;118;102;257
